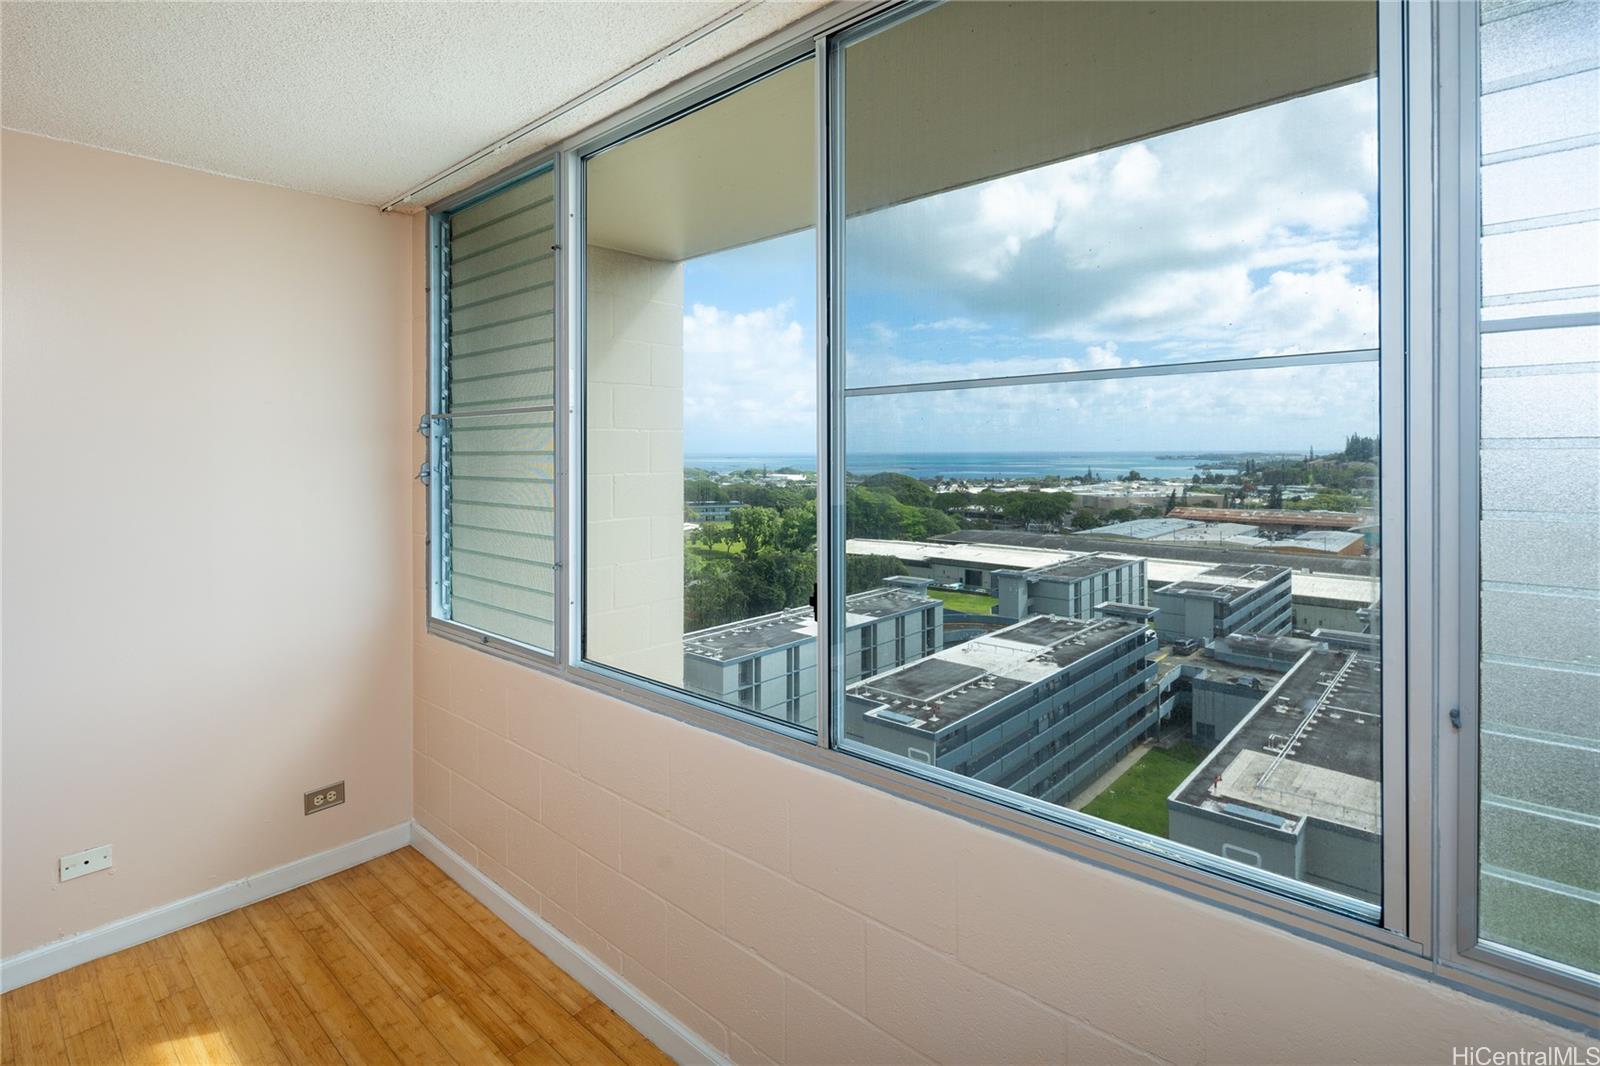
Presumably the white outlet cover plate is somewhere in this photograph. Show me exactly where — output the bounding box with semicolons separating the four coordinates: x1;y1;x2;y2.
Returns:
60;844;113;882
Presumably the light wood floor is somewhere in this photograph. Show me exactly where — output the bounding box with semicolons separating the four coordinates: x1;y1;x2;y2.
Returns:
0;847;674;1066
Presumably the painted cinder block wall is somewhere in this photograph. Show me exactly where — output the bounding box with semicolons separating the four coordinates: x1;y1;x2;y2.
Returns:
406;218;1593;1065
584;245;687;686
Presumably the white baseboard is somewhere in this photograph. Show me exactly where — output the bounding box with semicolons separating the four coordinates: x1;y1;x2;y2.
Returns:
410;821;727;1066
0;822;412;993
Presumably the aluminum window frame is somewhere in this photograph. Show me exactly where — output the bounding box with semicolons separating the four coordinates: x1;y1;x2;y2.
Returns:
820;0;1402;932
414;0;1600;1035
426;152;569;664
1436;0;1600;1012
568;38;824;745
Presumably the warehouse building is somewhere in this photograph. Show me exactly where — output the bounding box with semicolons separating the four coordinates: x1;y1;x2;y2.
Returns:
993;552;1148;621
844;612;1161;806
683;578;942;727
1168;647;1382;903
1152;562;1293;644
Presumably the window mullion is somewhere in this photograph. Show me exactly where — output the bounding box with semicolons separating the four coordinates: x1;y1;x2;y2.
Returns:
814;32;845;750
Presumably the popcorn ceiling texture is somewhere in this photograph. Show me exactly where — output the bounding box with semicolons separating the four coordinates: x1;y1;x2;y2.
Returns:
0;1;827;207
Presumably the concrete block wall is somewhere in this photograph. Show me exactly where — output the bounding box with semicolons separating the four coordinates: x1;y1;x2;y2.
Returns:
584;245;686;685
410;637;1593;1064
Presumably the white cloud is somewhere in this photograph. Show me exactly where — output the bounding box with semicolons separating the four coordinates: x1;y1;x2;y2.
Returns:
848;81;1381;360
911;317;990;333
683;302;814;451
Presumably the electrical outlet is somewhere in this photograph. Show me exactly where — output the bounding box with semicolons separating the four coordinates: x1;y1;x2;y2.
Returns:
304;781;345;815
60;845;113;883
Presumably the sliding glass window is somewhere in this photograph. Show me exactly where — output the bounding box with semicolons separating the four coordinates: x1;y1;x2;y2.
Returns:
832;1;1387;912
1471;0;1599;980
581;59;820;731
431;165;559;653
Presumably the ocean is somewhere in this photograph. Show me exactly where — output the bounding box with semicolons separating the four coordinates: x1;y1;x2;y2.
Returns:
683;451;1279;481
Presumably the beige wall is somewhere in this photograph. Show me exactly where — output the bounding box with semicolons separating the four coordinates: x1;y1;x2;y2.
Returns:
1;131;414;957
584;246;685;685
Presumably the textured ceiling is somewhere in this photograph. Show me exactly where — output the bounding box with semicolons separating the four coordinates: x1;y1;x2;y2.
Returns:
0;1;827;208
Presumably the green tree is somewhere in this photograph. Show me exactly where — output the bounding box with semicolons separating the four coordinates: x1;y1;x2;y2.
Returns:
916;507;959;538
776;500;817;553
861;472;935;508
846;554;909;593
730;506;781;559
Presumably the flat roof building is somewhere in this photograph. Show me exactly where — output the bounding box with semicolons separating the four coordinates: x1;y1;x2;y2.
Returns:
1167;506;1363;531
993;552;1147;621
1093;516;1367;557
847;536;1377;632
1187;633;1324;748
1168;647;1382;903
845;612;1161;806
1152;562;1293;645
683;579;942;728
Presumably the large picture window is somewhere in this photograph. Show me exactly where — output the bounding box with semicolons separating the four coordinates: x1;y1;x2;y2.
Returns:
831;0;1386;912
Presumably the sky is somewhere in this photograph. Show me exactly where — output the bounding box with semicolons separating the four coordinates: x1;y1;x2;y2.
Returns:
682;80;1382;457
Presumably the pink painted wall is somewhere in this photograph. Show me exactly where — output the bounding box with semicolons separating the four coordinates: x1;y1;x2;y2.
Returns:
406;203;1594;1060
1;131;415;957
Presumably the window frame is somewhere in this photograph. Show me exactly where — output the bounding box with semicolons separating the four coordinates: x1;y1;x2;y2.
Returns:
816;0;1403;931
426;154;569;664
1437;0;1600;1009
414;0;1600;1032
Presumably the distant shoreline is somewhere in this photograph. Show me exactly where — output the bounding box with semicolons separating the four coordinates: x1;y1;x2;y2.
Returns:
685;450;1319;481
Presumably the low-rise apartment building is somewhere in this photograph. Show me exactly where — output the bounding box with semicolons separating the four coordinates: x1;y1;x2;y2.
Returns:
993;552;1148;621
682;578;942;727
844;613;1161;806
1152;562;1293;644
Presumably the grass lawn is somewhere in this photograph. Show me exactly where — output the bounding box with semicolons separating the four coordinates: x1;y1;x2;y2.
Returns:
686;524;745;561
1080;742;1207;837
929;588;999;615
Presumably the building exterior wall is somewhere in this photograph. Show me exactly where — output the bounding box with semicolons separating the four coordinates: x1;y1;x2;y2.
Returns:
1191;679;1269;748
1294;597;1371;633
1155;569;1293;644
995;557;1147;621
1166;805;1304;880
585;246;686;685
686;598;942;729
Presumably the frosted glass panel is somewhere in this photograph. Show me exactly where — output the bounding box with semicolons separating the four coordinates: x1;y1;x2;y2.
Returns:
1481;144;1599;225
1475;3;1600;977
1481;222;1600;300
1480;69;1600;156
1480;325;1599;367
1480;0;1599;86
438;167;560;654
443;411;557;651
